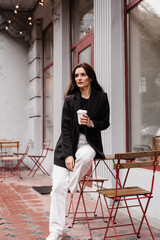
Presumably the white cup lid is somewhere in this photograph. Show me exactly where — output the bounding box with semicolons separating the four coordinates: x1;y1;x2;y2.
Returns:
77;109;87;114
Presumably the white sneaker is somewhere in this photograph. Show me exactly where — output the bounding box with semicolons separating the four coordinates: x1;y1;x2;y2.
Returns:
46;232;62;240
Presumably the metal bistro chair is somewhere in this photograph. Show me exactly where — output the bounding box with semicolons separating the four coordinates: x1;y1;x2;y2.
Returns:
28;139;51;177
14;139;32;172
1;141;21;179
68;157;114;240
98;150;160;240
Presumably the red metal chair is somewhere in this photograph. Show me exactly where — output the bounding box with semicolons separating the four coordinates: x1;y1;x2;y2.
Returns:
68;159;110;240
1;141;20;179
14;139;32;171
28;139;51;177
98;150;160;240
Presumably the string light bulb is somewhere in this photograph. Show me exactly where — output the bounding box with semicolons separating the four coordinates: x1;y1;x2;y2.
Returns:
83;31;86;36
20;31;23;35
14;9;18;14
8;20;12;24
89;25;92;30
28;16;32;21
39;0;44;6
5;26;9;30
15;3;20;9
29;22;32;25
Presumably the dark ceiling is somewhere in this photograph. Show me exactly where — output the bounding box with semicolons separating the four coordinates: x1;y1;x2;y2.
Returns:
0;0;41;45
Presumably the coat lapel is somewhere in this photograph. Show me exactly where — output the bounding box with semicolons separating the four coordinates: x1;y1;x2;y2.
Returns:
73;90;81;113
87;88;99;119
73;91;81;134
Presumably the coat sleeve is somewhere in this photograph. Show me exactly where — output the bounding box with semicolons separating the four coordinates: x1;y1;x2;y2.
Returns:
61;96;74;158
91;93;110;131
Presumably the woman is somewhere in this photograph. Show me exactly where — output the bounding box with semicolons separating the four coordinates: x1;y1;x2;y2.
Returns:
47;63;110;240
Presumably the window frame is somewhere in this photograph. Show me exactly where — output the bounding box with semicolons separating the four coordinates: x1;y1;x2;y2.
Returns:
124;0;143;151
71;30;94;67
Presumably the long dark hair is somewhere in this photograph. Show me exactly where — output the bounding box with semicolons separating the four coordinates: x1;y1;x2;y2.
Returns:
65;63;103;97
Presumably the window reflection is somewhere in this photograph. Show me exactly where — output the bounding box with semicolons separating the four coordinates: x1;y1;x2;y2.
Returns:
72;0;93;44
44;67;53;147
43;24;53;147
44;25;53;66
128;0;160;150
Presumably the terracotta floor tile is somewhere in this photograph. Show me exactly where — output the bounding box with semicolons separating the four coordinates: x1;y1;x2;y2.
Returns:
0;169;160;240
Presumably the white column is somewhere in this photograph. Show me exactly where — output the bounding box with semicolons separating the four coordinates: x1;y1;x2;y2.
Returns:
53;0;71;146
27;19;43;156
94;0;125;179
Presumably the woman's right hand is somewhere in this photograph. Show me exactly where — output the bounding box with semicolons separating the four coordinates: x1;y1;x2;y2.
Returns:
65;156;74;171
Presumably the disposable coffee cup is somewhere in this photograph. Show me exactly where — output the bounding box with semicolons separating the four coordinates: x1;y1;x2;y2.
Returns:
77;109;87;125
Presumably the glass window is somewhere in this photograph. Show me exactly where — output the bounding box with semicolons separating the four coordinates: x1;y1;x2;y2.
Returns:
44;24;53;66
128;0;160;151
72;48;76;69
44;66;53;147
43;24;53;148
72;0;94;44
78;45;91;65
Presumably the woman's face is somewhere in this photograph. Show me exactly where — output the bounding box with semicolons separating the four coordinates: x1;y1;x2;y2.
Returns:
74;67;91;90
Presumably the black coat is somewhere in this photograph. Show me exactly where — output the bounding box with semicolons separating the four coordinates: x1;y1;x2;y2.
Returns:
54;88;110;168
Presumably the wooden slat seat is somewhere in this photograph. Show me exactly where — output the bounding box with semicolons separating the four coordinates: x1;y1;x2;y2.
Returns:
114;160;156;169
99;186;150;198
0;142;20;149
80;177;108;182
114;150;160;160
105;154;115;160
2;156;21;161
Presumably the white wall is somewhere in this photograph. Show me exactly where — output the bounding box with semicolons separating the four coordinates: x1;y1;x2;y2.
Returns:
0;31;28;151
53;0;71;145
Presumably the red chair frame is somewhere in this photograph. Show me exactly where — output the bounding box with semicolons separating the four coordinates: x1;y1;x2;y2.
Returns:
14;139;32;171
68;159;109;240
28;139;51;177
98;150;160;240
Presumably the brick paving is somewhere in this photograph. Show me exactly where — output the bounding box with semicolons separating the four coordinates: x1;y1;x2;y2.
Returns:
0;170;160;240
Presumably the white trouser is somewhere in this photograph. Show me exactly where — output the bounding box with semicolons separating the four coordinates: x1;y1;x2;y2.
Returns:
48;134;96;236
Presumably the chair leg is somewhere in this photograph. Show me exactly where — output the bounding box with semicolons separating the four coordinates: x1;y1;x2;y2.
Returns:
71;186;83;227
81;190;93;240
15;158;30;171
137;197;155;239
93;182;106;222
28;157;46;176
28;157;50;177
103;198;119;240
2;160;21;180
67;193;74;217
28;158;38;176
32;159;49;177
112;197;137;236
71;184;93;240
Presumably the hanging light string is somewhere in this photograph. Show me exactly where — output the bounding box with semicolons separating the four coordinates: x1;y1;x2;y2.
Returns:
2;0;44;36
39;0;44;6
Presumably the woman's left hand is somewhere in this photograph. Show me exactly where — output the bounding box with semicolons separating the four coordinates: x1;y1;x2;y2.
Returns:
80;114;93;127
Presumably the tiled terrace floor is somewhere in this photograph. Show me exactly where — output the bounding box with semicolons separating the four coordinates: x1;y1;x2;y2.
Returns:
0;169;160;240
